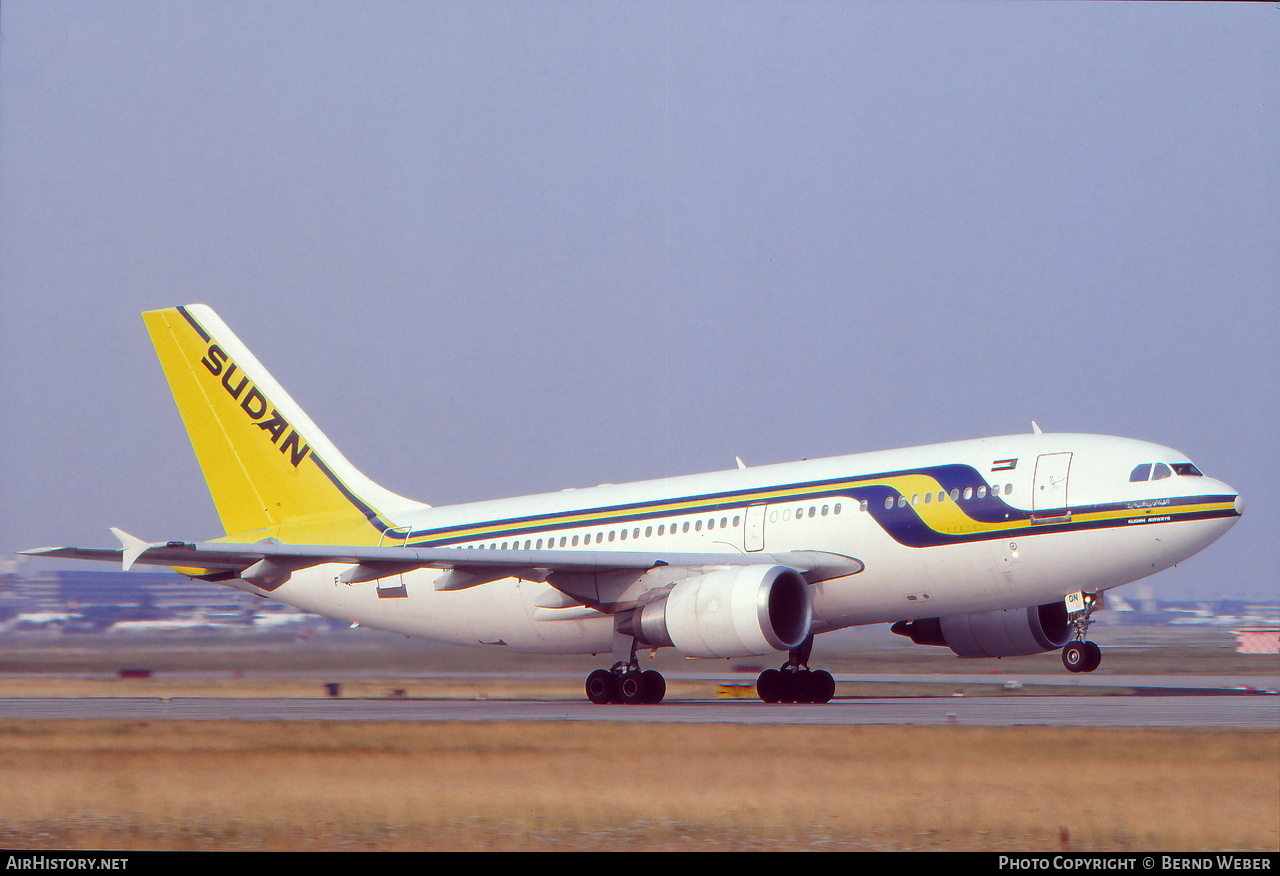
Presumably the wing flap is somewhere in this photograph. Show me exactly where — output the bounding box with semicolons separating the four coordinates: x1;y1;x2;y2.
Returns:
23;537;863;588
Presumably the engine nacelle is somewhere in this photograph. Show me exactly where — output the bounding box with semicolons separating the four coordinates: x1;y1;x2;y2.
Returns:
891;602;1072;658
633;565;812;658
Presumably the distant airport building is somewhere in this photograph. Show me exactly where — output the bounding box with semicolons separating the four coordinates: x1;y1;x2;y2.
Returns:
0;559;321;633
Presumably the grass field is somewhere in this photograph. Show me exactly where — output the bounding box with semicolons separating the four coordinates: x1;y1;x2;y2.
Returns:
0;720;1275;851
2;630;1275;851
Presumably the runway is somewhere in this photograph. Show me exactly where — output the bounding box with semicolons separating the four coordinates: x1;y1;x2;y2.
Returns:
3;691;1275;727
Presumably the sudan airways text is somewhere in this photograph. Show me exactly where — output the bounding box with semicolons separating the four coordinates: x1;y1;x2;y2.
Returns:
199;344;311;467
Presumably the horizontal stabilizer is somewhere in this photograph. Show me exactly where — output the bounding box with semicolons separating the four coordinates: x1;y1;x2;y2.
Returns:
110;527;153;572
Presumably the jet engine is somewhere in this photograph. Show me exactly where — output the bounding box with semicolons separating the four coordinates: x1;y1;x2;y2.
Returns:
891;601;1072;658
632;565;812;658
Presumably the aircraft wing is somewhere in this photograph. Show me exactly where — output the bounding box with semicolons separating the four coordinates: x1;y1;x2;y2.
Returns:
21;531;863;592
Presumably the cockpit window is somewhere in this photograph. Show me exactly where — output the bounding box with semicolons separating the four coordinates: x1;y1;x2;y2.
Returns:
1152;463;1171;480
1129;464;1152;482
1171;463;1203;477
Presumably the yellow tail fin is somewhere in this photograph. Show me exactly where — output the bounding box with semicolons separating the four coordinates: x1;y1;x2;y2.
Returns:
142;305;424;544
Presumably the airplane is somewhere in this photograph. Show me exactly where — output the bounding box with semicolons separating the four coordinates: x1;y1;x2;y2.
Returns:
23;305;1244;704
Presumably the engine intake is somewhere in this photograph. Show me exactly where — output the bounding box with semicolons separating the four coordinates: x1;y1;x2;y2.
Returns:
634;565;812;658
891;601;1072;658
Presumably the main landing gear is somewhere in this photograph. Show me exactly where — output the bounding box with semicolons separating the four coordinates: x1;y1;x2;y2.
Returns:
585;630;666;705
585;665;666;704
1061;591;1103;673
756;635;836;704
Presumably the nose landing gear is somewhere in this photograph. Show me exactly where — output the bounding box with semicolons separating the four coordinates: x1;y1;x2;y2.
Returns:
1062;591;1103;673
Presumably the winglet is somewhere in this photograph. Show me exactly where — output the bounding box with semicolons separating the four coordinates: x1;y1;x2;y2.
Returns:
1031;421;1043;435
109;527;152;572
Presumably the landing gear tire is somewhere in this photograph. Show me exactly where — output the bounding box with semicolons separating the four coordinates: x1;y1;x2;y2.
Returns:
586;669;617;704
640;670;666;704
1062;642;1086;672
1062;641;1101;673
808;669;836;704
777;670;799;703
619;670;646;704
757;668;783;703
791;670;814;703
1081;641;1102;672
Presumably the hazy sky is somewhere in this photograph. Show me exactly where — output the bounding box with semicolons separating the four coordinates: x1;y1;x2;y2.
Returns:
1;2;1275;601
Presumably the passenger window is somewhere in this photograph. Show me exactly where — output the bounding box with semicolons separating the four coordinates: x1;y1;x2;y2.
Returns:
1129;464;1152;482
977;486;987;499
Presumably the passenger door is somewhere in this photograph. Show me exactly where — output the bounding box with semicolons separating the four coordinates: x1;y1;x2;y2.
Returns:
1031;452;1072;522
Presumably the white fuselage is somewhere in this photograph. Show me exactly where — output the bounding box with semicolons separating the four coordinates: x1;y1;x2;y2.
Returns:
263;432;1242;655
